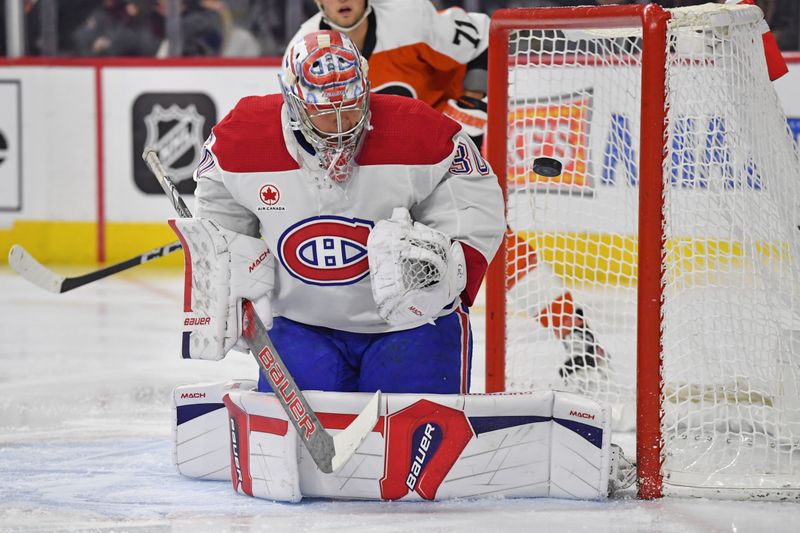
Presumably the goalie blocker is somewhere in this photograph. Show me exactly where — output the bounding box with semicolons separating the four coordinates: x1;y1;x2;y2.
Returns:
174;381;631;501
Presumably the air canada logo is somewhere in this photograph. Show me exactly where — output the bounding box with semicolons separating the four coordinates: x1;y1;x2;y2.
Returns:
132;93;216;195
258;184;284;211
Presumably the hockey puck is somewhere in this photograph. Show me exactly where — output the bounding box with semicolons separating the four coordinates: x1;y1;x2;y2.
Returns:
532;157;563;177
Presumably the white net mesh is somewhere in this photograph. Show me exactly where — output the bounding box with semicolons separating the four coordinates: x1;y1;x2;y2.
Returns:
503;22;642;431
496;4;800;497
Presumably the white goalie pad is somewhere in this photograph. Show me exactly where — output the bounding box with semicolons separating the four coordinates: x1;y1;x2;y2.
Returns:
172;379;257;480
222;388;614;502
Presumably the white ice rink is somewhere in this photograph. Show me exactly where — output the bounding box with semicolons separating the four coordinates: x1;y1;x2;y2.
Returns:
2;264;800;532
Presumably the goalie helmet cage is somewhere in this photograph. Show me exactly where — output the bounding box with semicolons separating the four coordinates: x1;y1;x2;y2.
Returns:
485;3;800;500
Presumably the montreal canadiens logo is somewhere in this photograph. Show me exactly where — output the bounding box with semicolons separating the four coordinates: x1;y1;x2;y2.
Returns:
260;184;280;206
303;47;358;87
278;216;373;286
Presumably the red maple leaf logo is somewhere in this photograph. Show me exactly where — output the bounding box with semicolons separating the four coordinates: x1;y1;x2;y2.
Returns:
259;185;280;205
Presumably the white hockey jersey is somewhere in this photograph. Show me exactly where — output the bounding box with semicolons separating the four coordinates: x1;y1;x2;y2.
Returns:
194;93;504;334
291;0;489;113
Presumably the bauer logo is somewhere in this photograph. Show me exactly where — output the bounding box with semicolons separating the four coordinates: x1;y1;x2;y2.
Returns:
132;93;216;195
380;399;473;501
405;423;440;492
229;417;244;491
508;90;593;195
277;216;373;286
256;347;316;440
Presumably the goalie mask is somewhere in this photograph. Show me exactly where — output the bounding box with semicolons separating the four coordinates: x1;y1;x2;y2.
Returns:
280;30;370;183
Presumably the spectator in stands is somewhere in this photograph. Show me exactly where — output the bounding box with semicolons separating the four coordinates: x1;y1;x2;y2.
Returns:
245;0;318;56
155;0;222;56
155;0;259;57
73;0;160;56
200;0;260;56
248;1;288;56
59;1;105;55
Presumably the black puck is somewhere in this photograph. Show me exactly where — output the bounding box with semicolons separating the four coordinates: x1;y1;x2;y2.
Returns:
532;157;563;177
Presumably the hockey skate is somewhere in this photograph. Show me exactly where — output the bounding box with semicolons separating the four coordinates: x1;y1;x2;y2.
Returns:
608;443;636;495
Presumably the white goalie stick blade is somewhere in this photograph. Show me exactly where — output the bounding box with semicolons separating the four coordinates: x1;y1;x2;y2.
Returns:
8;244;63;293
331;390;382;473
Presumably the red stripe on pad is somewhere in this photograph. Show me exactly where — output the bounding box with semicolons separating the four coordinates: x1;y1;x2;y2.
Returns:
168;219;192;313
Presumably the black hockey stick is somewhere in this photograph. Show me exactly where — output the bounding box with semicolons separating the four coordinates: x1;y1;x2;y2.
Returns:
8;241;182;294
142;147;380;474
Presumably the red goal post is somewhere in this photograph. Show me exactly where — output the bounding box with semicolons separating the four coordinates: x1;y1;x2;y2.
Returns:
485;3;800;500
485;4;667;497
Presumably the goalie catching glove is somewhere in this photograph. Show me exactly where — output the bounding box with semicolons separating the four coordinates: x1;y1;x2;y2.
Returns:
368;207;466;327
170;218;275;360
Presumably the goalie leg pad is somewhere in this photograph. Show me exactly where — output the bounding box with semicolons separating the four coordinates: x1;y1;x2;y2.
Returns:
224;390;302;502
172;379;257;481
223;389;615;502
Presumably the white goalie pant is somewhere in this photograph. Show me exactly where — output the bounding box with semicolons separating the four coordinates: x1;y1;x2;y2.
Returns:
173;381;614;502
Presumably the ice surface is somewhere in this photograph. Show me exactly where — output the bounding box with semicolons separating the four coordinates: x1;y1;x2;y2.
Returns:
2;265;800;532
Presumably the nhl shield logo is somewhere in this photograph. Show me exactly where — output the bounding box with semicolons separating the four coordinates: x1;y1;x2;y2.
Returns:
144;104;206;182
132;93;216;195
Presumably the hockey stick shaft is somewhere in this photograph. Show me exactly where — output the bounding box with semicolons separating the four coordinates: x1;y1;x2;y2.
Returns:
8;241;182;294
142;147;379;474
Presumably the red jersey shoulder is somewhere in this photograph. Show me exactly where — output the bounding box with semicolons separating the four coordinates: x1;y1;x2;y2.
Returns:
357;94;460;166
210;94;300;173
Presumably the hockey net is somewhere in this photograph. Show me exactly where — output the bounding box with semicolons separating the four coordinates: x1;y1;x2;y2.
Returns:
485;3;800;499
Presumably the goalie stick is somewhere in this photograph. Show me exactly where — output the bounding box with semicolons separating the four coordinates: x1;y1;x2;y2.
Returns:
8;241;182;294
141;147;381;474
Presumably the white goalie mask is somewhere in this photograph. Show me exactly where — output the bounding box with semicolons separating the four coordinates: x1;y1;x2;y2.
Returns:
280;30;371;183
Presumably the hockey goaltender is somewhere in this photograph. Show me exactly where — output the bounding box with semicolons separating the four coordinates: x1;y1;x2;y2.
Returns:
167;29;633;502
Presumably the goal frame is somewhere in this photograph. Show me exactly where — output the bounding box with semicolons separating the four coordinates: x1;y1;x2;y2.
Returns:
484;4;670;499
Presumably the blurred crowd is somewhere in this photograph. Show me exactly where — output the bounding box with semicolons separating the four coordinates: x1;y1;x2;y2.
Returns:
1;0;798;57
